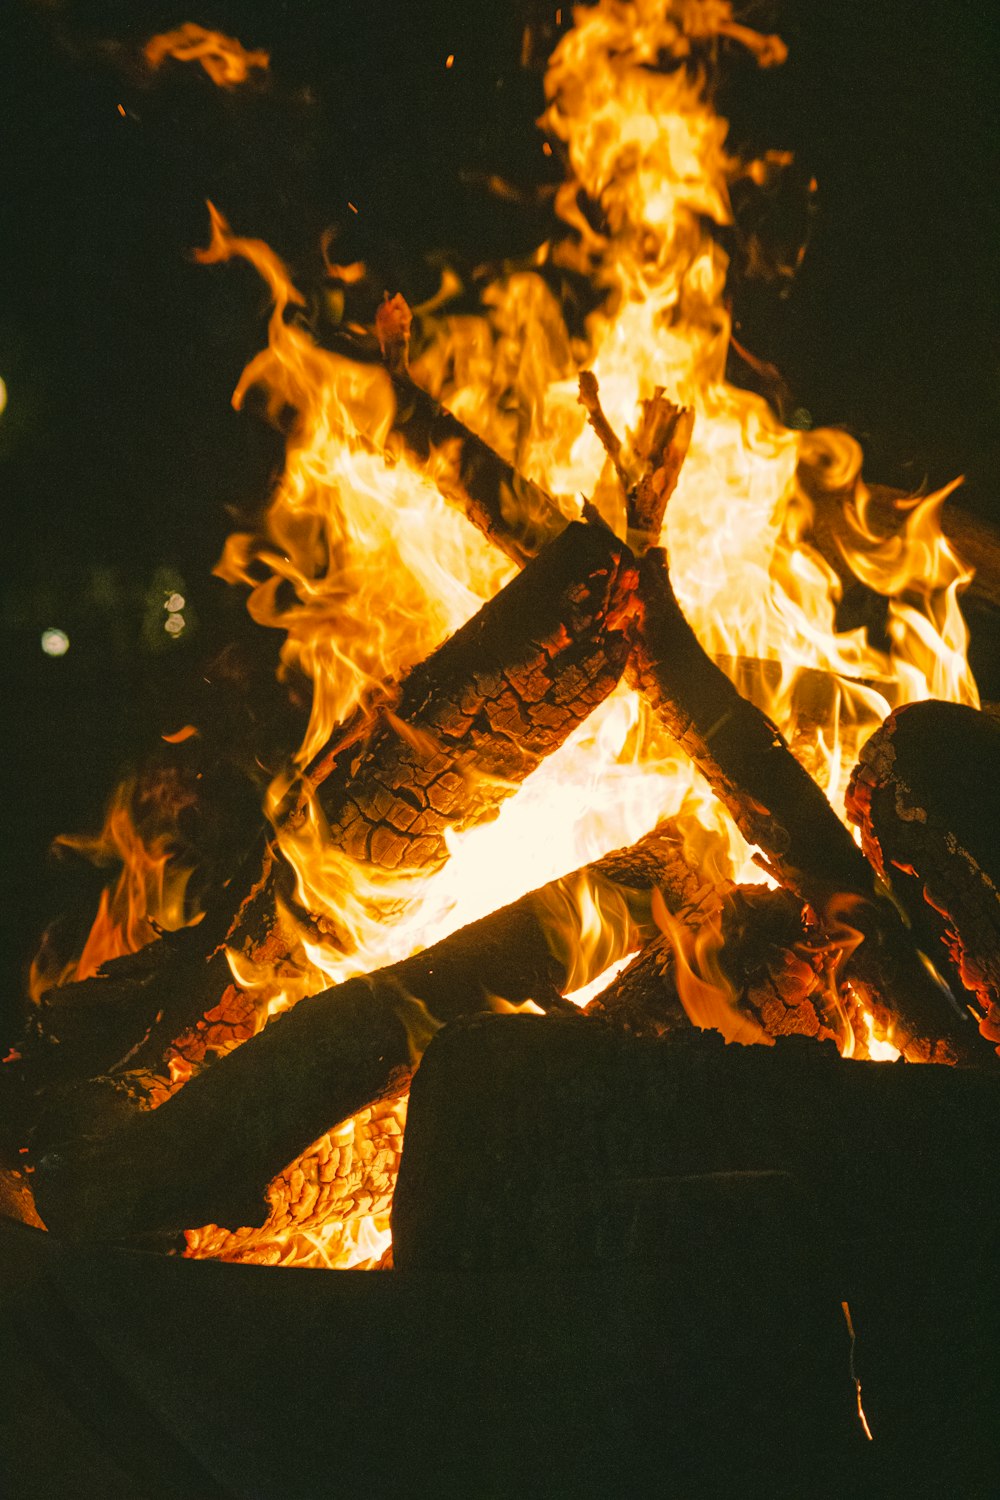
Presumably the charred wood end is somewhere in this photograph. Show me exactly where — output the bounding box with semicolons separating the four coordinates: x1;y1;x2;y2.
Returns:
847;699;1000;1055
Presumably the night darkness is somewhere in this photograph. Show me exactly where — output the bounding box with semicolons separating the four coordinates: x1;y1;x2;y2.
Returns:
1;0;999;1045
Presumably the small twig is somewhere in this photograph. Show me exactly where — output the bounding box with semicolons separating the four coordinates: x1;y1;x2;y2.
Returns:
578;370;630;495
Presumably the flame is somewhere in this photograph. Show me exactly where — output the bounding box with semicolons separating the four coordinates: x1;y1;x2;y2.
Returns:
30;773;200;1001
54;1;977;1267
145;24;269;88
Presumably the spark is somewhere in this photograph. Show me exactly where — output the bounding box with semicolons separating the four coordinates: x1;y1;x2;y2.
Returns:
347;201;359;215
40;628;69;657
0;376;6;416
445;54;455;69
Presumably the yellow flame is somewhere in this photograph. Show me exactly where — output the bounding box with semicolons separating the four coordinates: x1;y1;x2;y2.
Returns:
30;774;199;1001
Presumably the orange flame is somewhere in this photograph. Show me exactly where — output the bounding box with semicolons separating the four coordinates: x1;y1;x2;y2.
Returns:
145;24;269;88
30;773;200;1001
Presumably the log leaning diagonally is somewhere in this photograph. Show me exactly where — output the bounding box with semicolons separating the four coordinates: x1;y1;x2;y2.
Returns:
31;517;637;1089
377;358;987;1062
30;821;707;1241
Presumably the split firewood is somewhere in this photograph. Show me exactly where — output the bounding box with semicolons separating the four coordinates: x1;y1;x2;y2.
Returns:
846;699;1000;1053
30;821;710;1241
586;885;840;1047
571;368;984;1063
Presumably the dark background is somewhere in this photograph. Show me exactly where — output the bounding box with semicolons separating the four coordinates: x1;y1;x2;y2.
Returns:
1;0;998;1044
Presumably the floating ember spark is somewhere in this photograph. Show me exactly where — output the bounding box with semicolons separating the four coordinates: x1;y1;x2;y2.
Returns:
145;23;269;88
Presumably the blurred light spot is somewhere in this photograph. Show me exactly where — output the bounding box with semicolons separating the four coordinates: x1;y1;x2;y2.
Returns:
117;103;126;117
542;141;552;157
41;628;69;657
445;54;454;69
347;201;359;215
164;613;185;637
0;376;6;416
164;592;186;612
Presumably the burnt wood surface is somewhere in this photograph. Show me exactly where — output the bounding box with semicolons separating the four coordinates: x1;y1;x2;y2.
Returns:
630;548;985;1063
586;884;837;1045
847;699;1000;1054
29;823;703;1241
306;517;636;875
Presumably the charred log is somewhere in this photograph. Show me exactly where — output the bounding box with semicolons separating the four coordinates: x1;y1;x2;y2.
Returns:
586;885;838;1045
381;363;569;567
628;548;985;1065
30;822;703;1241
28;519;636;1091
307;517;636;876
846;700;1000;1053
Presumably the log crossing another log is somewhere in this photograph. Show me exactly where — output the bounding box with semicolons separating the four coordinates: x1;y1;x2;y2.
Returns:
30;822;706;1241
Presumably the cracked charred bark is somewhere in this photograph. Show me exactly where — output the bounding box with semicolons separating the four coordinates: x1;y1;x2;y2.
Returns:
847;699;1000;1054
586;885;838;1046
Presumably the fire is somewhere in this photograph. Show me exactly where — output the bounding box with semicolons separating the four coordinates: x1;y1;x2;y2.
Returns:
144;24;269;88
30;772;200;1002
43;3;980;1266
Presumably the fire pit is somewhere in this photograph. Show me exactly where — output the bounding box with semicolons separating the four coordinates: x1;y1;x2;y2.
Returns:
2;2;999;1491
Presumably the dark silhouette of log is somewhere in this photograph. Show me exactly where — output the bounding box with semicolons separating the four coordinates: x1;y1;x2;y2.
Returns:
846;700;1000;1054
30;822;704;1241
390;1015;1000;1273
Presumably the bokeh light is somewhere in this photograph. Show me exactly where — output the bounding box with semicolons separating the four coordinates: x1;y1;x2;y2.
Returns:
41;628;70;657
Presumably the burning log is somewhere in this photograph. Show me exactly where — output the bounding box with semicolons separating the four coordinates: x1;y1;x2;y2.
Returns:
846;700;1000;1053
30;821;707;1241
586;885;839;1046
629;546;980;1063
29;517;636;1088
349;354;987;1062
306;517;636;875
373;353;569;568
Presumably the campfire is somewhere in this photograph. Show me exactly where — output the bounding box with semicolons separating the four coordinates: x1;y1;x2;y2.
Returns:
6;0;999;1311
